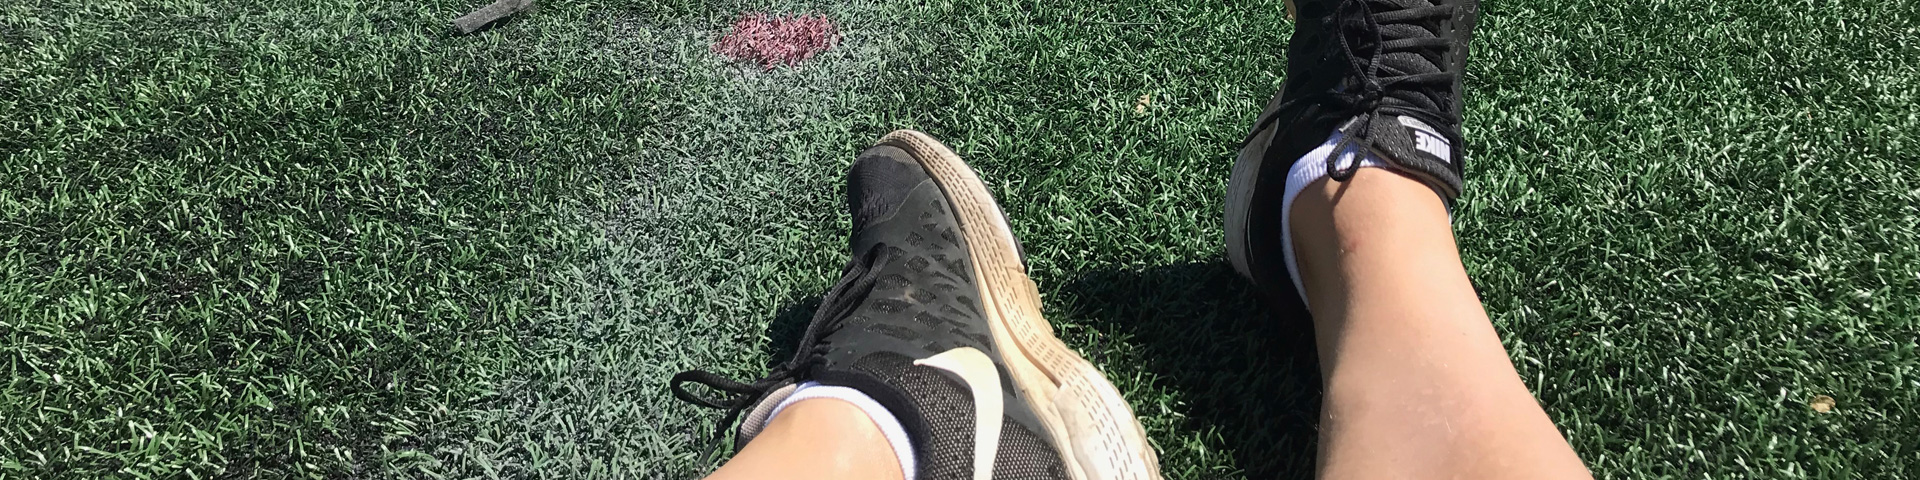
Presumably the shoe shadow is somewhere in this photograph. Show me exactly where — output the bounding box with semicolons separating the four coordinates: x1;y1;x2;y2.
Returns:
1053;260;1322;479
762;295;823;369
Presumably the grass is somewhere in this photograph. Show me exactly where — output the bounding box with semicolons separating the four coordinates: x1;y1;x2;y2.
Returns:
2;0;1916;478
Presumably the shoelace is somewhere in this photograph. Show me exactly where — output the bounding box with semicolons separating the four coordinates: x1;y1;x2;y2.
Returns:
1248;0;1464;182
669;246;891;458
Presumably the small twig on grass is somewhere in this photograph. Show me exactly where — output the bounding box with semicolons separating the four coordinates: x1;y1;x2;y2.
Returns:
1091;21;1163;26
452;0;535;35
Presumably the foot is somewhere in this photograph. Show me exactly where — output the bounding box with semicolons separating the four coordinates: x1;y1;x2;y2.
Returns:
1225;0;1480;306
674;130;1162;480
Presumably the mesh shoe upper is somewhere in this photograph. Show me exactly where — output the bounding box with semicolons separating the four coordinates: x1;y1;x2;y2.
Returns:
1258;0;1479;198
672;146;1067;480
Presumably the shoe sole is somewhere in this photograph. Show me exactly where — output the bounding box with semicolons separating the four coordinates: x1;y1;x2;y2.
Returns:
1228;0;1303;281
877;130;1164;480
1225;94;1286;282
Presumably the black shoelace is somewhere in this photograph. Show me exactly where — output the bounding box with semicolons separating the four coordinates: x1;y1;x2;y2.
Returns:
669;246;890;458
1249;0;1464;181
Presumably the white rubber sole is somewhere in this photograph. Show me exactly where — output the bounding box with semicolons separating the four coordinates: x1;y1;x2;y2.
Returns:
877;130;1164;480
1225;99;1283;282
1229;2;1298;280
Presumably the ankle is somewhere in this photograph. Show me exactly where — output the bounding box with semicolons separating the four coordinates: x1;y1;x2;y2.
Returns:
1275;131;1455;305
712;398;906;480
1292;167;1451;242
1288;168;1466;313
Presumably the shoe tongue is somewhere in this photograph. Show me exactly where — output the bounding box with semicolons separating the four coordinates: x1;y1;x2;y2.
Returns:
1356;0;1447;114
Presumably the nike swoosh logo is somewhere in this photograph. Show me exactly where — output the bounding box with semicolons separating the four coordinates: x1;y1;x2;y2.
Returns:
915;347;1001;480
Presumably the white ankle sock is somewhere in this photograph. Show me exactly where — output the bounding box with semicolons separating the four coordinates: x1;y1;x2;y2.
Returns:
764;381;918;480
1279;132;1390;307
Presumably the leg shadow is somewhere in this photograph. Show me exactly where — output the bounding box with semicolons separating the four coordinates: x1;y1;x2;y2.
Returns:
1054;260;1321;479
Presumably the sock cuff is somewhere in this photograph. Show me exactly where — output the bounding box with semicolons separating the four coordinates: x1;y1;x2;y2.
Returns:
1280;133;1389;308
769;382;918;480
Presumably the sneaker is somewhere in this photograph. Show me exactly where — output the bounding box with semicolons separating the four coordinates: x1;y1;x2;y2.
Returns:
1225;0;1480;305
673;130;1162;480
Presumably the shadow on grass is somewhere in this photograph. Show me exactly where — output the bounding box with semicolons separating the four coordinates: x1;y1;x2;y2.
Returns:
763;295;823;369
1057;261;1321;479
755;261;1321;478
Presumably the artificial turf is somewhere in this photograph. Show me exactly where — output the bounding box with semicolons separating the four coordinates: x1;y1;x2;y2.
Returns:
2;0;1915;478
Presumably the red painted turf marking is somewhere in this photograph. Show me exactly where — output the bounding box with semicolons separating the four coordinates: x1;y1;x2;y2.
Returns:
712;13;840;69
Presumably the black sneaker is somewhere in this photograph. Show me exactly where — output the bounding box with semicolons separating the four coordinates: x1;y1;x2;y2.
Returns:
673;130;1162;480
1225;0;1480;305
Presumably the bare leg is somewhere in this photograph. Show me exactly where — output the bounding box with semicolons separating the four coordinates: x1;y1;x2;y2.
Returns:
1290;168;1592;479
703;399;904;480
